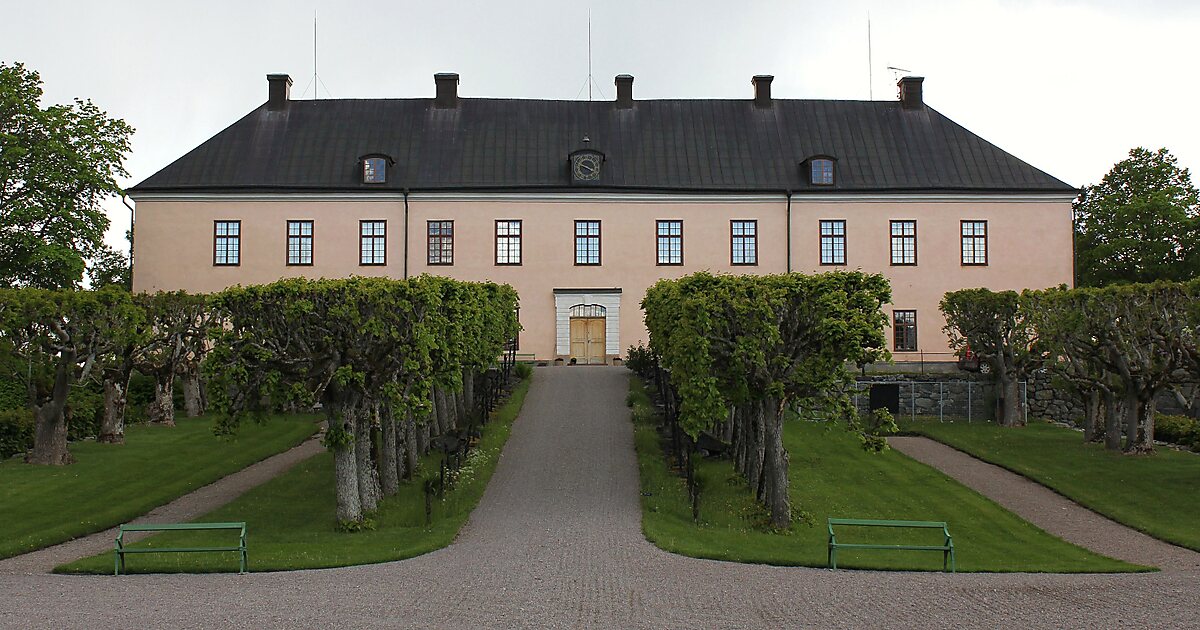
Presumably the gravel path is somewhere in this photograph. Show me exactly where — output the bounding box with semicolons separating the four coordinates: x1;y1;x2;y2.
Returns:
1;367;1198;629
0;434;325;575
889;436;1200;572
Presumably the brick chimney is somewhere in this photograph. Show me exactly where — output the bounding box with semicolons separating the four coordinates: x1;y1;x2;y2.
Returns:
752;75;774;107
434;73;459;108
615;74;634;109
267;74;292;110
898;76;924;109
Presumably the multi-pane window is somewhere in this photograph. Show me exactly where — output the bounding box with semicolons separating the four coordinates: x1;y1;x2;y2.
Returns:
894;310;917;352
575;220;601;265
428;221;454;265
961;220;988;265
495;220;522;265
890;220;917;265
811;158;834;185
731;220;757;265
360;220;386;265
286;220;313;266
656;220;683;265
819;220;846;265
214;221;240;266
363;157;387;183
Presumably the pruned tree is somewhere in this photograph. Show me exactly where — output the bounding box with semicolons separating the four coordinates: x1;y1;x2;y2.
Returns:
0;286;141;464
941;288;1040;427
133;291;208;427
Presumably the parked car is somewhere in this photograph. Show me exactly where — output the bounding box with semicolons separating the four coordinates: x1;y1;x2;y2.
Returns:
957;347;992;374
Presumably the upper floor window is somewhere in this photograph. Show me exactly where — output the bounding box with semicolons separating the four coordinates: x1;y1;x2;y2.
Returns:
890;220;917;265
286;220;313;266
575;220;600;265
810;157;835;186
961;220;988;265
656;220;683;265
819;220;846;265
496;220;522;265
731;220;757;265
363;157;387;184
360;220;386;265
214;220;240;266
428;221;454;265
893;310;918;352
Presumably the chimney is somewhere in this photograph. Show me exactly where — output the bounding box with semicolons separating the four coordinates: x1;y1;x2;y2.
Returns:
898;76;924;109
434;73;459;108
266;74;292;110
752;75;773;107
615;74;634;109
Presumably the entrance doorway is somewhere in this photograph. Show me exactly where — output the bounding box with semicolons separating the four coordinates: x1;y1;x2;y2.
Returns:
568;304;607;365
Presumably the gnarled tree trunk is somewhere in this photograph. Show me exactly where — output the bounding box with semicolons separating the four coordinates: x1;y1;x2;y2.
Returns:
26;358;74;466
462;368;475;421
748;401;766;500
1104;391;1123;451
996;369;1023;427
380;406;399;497
355;403;381;513
98;375;129;444
182;365;204;417
1082;389;1102;443
330;404;362;524
147;371;175;426
762;397;791;529
454;388;467;426
404;413;419;480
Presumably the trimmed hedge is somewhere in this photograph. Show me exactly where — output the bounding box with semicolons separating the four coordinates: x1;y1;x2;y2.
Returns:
1157;414;1200;451
0;408;34;459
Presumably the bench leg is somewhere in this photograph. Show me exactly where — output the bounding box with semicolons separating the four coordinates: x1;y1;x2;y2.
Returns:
240;548;247;574
829;546;837;570
114;550;119;576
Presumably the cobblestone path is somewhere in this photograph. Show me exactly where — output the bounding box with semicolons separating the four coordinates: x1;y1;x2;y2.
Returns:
1;367;1196;629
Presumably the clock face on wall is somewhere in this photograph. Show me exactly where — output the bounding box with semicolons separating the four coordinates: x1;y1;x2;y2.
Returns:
570;152;603;182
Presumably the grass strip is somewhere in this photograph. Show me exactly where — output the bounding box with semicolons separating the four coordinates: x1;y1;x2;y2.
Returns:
0;414;319;560
57;375;532;573
902;419;1200;552
630;378;1144;573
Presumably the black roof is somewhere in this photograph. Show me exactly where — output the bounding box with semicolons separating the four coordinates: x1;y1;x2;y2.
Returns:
130;97;1074;194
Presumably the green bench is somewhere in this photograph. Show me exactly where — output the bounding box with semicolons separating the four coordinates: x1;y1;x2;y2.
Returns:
114;522;247;575
827;518;955;572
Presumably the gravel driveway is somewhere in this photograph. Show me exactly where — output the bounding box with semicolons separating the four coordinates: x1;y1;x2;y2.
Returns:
1;367;1197;629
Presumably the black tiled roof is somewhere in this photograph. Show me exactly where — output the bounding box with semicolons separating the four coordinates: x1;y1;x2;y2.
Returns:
130;98;1075;194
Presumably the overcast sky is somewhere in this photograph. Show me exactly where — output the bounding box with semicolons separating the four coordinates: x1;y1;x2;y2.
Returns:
4;0;1199;252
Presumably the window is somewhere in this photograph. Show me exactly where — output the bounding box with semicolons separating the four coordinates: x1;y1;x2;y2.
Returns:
731;220;757;265
286;220;313;266
575;220;601;265
961;220;988;265
360;220;386;265
819;220;846;265
810;158;835;185
427;221;454;265
363;157;387;184
890;220;917;265
214;220;240;266
894;310;917;352
656;220;683;265
495;220;522;265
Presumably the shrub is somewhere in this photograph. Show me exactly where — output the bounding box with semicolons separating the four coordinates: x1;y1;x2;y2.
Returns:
0;374;24;411
625;343;656;378
66;384;104;441
514;363;532;380
1156;414;1199;449
0;408;34;459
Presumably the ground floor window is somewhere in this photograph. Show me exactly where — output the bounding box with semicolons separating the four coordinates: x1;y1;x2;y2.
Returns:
893;310;917;351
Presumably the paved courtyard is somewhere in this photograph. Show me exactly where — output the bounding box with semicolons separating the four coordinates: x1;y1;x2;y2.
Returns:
1;367;1197;628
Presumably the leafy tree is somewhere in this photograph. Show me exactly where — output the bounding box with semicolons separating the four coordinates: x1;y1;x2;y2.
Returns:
941;289;1040;427
134;292;209;427
87;244;131;290
1074;147;1200;287
0;62;134;289
0;287;142;464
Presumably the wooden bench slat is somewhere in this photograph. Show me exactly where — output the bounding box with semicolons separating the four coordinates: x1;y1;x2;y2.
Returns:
828;518;948;528
115;522;247;575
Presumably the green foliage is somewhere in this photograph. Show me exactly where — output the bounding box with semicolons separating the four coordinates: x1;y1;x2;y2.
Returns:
514;362;532;380
0;373;24;411
1075;147;1200;287
624;342;656;378
1155;415;1199;450
65;381;103;440
0;62;135;289
0;408;34;459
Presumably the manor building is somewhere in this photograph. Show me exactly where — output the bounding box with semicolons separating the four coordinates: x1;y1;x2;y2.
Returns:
129;72;1075;364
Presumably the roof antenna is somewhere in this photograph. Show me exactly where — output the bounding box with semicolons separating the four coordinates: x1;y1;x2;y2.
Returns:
867;12;873;100
300;11;333;99
574;10;607;100
887;66;911;97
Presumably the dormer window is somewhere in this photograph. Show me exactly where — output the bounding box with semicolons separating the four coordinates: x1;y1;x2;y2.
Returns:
809;157;835;186
362;156;388;184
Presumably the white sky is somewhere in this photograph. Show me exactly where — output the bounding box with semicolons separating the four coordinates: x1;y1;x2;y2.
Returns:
3;0;1199;252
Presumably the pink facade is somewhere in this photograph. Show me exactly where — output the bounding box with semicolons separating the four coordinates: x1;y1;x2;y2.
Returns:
131;192;1075;363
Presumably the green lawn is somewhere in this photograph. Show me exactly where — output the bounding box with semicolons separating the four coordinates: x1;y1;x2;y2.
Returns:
902;419;1200;552
0;414;318;560
58;376;532;574
630;380;1143;573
